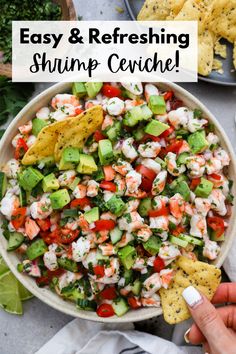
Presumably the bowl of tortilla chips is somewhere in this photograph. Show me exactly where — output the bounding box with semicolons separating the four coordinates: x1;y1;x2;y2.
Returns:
0;81;235;323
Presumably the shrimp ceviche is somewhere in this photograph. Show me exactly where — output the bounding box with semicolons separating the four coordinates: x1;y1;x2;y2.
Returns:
0;82;233;318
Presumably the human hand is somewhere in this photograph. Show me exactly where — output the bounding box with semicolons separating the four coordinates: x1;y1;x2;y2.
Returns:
182;283;236;354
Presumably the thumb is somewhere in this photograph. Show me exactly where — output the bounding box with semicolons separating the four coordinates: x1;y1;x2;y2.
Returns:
182;286;230;351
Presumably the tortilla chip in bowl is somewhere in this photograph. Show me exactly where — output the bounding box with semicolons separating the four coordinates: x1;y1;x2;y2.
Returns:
0;82;235;323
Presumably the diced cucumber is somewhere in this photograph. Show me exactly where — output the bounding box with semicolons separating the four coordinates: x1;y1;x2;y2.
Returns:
63;209;78;217
178;234;204;246
26;239;48;260
0;172;7;201
169;175;188;190
105;195;126;216
140;104;153;120
19;187;27;207
58;257;78;272
155;157;166;168
177;152;190;165
133;126;145;141
131;279;142;296
110;227;123;244
61;285;85;300
143;236;161;255
92;166;105;182
112;298;129;316
106;121;121;141
138;198;152;217
169;235;188;248
7;232;25;251
123;106;143;127
96;249;109;261
211;231;225;242
123;269;133;285
68;176;81;191
77;299;97;311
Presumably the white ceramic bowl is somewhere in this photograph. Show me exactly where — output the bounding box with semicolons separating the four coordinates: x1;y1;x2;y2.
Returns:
0;82;235;323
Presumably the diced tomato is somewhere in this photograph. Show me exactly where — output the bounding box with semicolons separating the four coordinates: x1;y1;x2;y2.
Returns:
159;126;174;139
14;138;28;160
207;216;225;238
100;286;117;300
70;197;91;209
36;218;51;232
141;134;160;143
128;297;141;309
100;181;116;192
190;178;201;190
94;130;106;142
153;256;165;273
103;166;116;181
208;173;221;180
36;268;65;287
11;207;27;229
75;108;84;115
170;98;183;110
135;164;156;192
102;84;122;98
93;265;105;278
41;229;61;245
93;219;116;232
163;91;174;101
148;205;169;217
172;225;186;236
60;229;79;244
166;139;183;154
96;303;115;317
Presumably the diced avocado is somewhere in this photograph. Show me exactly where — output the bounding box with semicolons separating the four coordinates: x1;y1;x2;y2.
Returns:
72;82;87;98
77;154;98;174
98;139;114;166
123;106;143;127
85;82;103;98
77;298;97;311
61;284;85;300
178;234;204;246
174;181;191;202
42;173;59;192
68;176;81;191
123;269;133;285
110;227;123;244
138;198;152;217
7;232;25;251
169;235;188;248
84;207;99;223
32;118;48;136
141;104;153;120
118;245;137;270
143;236;162;255
92;166;105;182
105;195;126;216
131;279;142;296
169;175;188;190
19;167;44;191
106;121;121;141
0;172;7;201
58;257;78;272
38;156;55;167
112;298;129;316
194;178;213;198
148;95;166;114
177;152;190;165
145;120;169;137
19;187;27;206
188;130;209;154
59;147;80;170
50;189;70;209
26;239;47;260
211;231;225;242
133;126;145;141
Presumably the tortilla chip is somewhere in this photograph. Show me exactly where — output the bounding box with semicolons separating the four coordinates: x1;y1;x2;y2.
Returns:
214;40;227;59
159;256;221;324
233;41;236;69
137;0;185;21
208;0;236;44
212;58;224;74
22;120;67;165
54;106;103;161
174;0;199;21
198;30;214;76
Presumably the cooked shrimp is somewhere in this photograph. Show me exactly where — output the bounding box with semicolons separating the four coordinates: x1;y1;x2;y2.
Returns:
25;217;40;240
43;250;58;271
27;135;37;148
206;133;219;146
141;294;161;307
169;193;185;219
205;157;222;175
142;273;162;297
160;269;174;289
132;257;147;271
137;225;152;242
100;212;117;221
186;155;205;178
102;114;114;130
93;230;110;244
78;215;90;233
125;189;147;199
144;83;159;101
120;285;132;296
190;214;207;237
30;194;52;220
208;189;227;216
51;94;80;109
118;212;144;232
116;232;134;248
166;152;186;176
106;97;125;116
187;117;207;133
122;138;138;161
126;199;140;212
18;121;32;135
58;170;76;187
73;184;87;199
2;159;20;179
23;260;41;277
152;195;169;210
113;159;133;176
125;170;142;193
121;82;143;96
114;174;126;196
158;242;181;262
214;148;230;167
203;238;220;260
36;106;50;120
194;198;211;216
0;194;20;220
141;158;161;174
72;237;91;262
149;216;169;230
99;243;116;256
86;180;99;197
168;107;190;129
151;170;167;195
138;141;161;158
178;140;190;154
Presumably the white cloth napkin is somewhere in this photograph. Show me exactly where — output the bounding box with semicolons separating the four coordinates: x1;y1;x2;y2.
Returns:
35;238;236;354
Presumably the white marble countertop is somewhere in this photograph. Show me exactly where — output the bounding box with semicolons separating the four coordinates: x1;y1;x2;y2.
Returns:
0;1;236;353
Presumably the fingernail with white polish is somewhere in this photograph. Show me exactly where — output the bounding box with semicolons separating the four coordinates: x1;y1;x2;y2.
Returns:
184;328;191;343
182;286;203;308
